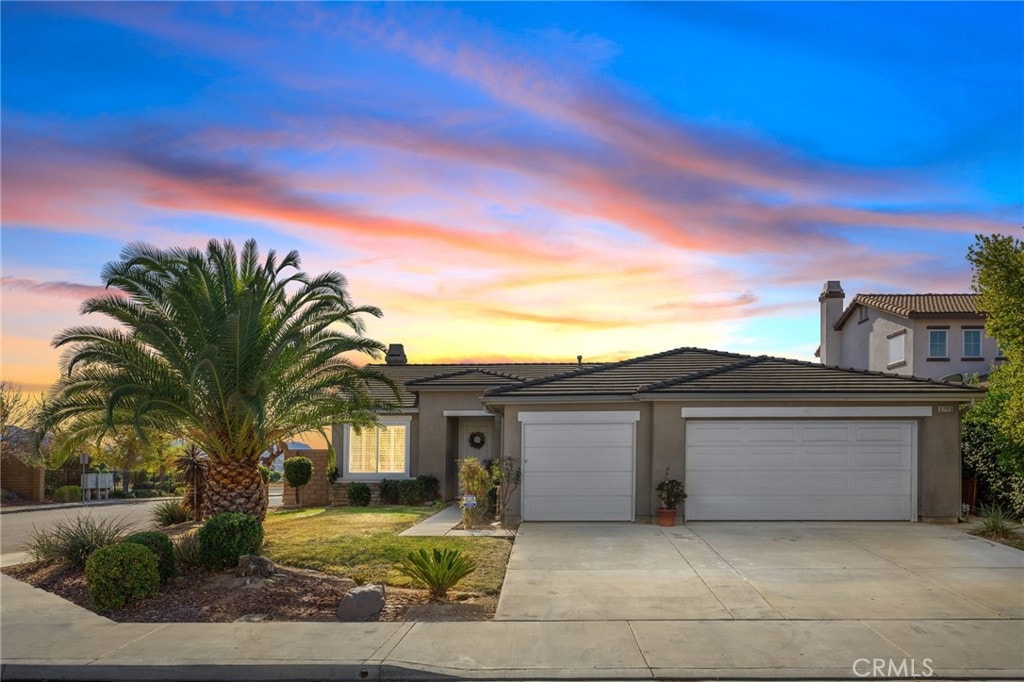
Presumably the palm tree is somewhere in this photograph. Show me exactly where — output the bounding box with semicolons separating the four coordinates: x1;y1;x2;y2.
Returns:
44;239;396;520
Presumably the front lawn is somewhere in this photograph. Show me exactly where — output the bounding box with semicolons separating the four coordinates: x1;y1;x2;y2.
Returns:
263;506;512;595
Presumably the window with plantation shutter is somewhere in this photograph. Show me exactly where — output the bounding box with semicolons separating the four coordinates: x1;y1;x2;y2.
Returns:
343;418;411;478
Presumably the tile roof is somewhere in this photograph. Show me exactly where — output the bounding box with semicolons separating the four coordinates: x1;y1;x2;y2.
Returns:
835;293;981;329
483;347;982;399
365;362;601;408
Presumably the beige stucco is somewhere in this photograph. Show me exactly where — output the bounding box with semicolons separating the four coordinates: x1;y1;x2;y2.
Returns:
493;399;965;524
830;307;1001;381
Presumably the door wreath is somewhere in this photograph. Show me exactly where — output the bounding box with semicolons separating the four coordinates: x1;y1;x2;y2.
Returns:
468;431;486;449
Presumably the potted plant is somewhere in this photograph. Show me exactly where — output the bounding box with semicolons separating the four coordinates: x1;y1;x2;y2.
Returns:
655;468;686;527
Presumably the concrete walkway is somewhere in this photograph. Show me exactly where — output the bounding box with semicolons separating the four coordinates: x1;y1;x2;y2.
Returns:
2;574;1022;680
398;504;514;537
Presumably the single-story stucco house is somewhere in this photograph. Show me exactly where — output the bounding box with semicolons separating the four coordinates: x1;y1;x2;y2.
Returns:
327;343;980;524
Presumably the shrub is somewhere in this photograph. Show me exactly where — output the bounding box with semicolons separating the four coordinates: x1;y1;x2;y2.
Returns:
124;531;177;582
197;512;264;570
963;417;1024;516
132;489;162;498
977;503;1016;538
398;547;476;599
52;485;82;503
258;464;271;483
25;515;132;567
44;470;63;497
269;470;282;483
173;533;200;566
379;479;400;505
108;489;133;499
85;543;160;614
416;475;440;502
284;456;313;506
398;479;423;506
152;500;190;526
347;482;372;506
173;486;188;496
458;457;492;527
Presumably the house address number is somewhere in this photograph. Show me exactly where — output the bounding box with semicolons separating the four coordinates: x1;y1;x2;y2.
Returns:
937;406;955;413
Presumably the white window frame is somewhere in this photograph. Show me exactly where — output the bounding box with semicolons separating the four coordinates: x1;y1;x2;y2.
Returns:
962;329;982;358
343;416;412;480
928;329;948;358
887;331;906;366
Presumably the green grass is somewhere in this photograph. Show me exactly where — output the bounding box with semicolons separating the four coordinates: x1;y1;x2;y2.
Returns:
263;506;512;595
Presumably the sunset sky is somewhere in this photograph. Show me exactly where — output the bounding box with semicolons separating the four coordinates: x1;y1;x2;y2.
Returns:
2;2;1022;393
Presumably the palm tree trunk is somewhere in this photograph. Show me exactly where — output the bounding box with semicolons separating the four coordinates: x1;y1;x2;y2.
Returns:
203;460;268;521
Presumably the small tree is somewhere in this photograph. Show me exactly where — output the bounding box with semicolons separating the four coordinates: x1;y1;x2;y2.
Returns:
458;457;492;528
284;456;313;507
176;444;209;522
489;456;521;523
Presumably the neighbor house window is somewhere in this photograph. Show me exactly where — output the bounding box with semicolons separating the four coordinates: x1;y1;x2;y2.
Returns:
962;329;982;358
345;418;410;477
887;332;905;366
928;329;948;358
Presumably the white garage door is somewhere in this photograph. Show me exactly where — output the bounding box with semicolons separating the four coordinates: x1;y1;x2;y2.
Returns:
685;420;915;521
519;411;638;521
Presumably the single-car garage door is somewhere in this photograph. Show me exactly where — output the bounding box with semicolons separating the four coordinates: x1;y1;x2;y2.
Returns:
685;420;915;521
519;411;639;521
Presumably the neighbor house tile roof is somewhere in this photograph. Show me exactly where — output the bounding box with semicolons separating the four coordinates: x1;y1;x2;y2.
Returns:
365;362;601;408
835;293;981;329
483;347;982;399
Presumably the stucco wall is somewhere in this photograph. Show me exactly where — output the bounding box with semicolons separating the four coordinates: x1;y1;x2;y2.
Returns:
916;405;961;521
415;390;494;500
910;319;1001;381
497;399;964;524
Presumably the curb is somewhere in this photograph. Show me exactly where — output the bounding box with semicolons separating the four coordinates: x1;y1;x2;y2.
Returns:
0;497;182;515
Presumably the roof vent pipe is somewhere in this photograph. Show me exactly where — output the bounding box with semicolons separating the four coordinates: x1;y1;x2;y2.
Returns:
385;344;408;365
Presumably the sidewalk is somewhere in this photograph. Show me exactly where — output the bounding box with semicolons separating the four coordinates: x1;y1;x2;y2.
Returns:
2;573;1022;681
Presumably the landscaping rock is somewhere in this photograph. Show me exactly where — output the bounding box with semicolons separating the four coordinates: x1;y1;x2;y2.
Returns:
237;555;276;578
233;613;272;623
337;584;385;622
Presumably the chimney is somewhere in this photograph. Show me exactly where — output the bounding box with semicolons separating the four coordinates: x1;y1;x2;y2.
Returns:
577;355;583;365
385;343;408;365
819;281;844;366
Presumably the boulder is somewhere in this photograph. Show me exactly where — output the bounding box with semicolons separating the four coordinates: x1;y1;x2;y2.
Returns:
237;555;276;578
337;584;385;622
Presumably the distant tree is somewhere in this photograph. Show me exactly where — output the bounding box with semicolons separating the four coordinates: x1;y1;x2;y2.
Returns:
42;239;396;521
0;381;38;465
90;427;177;492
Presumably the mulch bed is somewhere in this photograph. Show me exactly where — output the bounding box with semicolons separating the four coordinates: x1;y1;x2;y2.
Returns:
2;561;496;623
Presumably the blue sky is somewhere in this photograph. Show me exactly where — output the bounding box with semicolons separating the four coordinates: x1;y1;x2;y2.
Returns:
2;2;1021;391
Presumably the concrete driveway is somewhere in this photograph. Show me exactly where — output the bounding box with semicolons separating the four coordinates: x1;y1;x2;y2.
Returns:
496;521;1024;621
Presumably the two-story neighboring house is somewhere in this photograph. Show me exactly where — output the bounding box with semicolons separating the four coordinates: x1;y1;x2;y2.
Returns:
818;280;1004;381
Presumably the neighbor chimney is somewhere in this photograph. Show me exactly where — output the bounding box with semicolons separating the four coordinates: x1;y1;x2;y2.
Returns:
385;343;408;365
577;355;583;365
819;281;844;366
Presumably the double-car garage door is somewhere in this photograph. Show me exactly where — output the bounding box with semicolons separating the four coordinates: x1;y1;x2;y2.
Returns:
519;411;915;522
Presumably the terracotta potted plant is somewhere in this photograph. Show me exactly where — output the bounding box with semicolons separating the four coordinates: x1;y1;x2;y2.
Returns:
655;469;686;527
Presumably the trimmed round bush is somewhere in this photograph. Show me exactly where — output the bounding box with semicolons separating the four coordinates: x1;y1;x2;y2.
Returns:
347;482;372;506
124;531;177;583
197;512;264;570
85;543;160;614
283;456;313;487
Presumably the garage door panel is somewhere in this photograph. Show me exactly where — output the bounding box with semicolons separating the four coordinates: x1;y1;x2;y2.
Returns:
523;494;633;521
746;425;799;442
685;420;914;521
525;471;632;496
524;424;632;448
525;447;633;472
